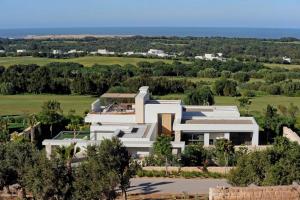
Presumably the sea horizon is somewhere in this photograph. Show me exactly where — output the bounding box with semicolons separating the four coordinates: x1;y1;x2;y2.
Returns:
1;27;300;39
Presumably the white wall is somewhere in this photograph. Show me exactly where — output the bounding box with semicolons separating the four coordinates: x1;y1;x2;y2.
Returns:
85;113;135;123
144;103;182;123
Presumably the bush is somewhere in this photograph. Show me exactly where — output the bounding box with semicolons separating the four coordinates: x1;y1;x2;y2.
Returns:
228;137;300;186
184;86;214;106
0;82;15;95
213;79;238;96
232;72;250;83
181;143;208;166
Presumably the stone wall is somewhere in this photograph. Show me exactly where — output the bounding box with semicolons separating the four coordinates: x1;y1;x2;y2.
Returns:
142;166;234;174
209;185;300;200
283;126;300;145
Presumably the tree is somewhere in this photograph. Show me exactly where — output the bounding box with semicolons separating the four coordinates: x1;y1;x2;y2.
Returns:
24;152;73;200
153;135;172;175
228;137;300;186
38;100;63;138
27;114;37;144
181;143;208;166
238;97;252;115
0;117;9;143
93;138;138;200
73;157;118;200
0;82;15;95
0;142;36;198
184;86;214;105
213;79;238;96
65;110;83;139
232;72;250;82
55;143;80;173
214;139;235;168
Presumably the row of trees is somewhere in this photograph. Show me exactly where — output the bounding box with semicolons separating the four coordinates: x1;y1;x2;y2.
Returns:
1;36;300;62
0;138;138;200
228;137;300;186
1;60;300;96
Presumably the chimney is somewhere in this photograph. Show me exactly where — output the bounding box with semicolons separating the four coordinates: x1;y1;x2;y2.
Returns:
135;86;149;123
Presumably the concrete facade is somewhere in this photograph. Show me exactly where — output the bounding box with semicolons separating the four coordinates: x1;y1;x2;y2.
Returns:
43;86;260;158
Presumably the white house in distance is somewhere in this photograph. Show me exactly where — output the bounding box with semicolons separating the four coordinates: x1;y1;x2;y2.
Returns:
0;50;5;54
16;49;27;53
282;56;292;64
68;49;85;54
195;53;225;61
43;86;259;158
97;49;115;55
52;50;62;55
148;49;169;57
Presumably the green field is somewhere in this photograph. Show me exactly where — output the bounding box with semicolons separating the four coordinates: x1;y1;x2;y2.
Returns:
1;94;300;117
0;94;97;116
264;63;300;70
0;56;176;67
158;93;300;113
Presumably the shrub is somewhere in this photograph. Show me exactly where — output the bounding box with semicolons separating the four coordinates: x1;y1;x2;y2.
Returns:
184;86;214;106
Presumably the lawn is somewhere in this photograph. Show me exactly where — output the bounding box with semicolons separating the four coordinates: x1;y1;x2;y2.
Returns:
0;94;97;116
1;94;300;125
157;93;300;113
164;76;264;83
0;56;176;67
264;63;300;70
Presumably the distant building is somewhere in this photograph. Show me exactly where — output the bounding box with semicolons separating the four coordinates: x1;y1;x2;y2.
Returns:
148;49;169;57
68;49;84;54
52;50;62;55
283;56;292;64
97;49;115;55
17;49;26;53
195;53;225;61
135;52;148;56
123;51;135;56
0;50;5;53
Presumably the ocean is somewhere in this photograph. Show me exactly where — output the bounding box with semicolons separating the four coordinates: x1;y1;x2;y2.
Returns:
0;27;300;39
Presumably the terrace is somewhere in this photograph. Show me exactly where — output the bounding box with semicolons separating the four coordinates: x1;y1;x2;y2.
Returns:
93;93;137;115
54;131;90;140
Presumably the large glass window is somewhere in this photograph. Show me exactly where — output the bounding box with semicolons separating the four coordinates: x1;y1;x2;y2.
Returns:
182;132;204;145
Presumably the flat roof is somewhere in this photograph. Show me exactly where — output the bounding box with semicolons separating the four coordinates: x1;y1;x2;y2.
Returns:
185;108;214;112
101;93;136;99
183;119;253;125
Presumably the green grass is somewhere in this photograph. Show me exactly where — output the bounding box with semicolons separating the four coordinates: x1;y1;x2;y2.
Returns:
0;94;97;115
1;94;300;126
164;76;264;83
158;94;300;113
0;56;177;67
264;63;300;70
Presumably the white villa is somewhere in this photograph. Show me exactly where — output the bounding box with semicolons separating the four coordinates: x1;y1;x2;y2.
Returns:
148;49;169;57
43;86;259;158
195;53;225;61
97;49;115;55
282;56;292;64
52;50;62;55
16;49;27;53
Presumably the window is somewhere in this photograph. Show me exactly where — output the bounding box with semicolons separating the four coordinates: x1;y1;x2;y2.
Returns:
182;132;204;145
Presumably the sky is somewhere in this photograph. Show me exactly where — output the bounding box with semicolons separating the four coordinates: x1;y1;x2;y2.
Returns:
0;0;299;29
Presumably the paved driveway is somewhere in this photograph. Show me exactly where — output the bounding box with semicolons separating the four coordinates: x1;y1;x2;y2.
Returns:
127;178;230;194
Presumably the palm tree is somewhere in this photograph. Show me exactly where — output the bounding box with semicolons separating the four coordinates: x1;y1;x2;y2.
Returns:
38;100;63;138
55;143;80;172
27;114;37;144
65;118;81;139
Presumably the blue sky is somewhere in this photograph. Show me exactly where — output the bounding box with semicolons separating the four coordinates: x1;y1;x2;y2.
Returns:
0;0;299;29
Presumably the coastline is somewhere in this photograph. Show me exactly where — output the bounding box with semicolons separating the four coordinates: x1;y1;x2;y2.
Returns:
24;34;135;39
